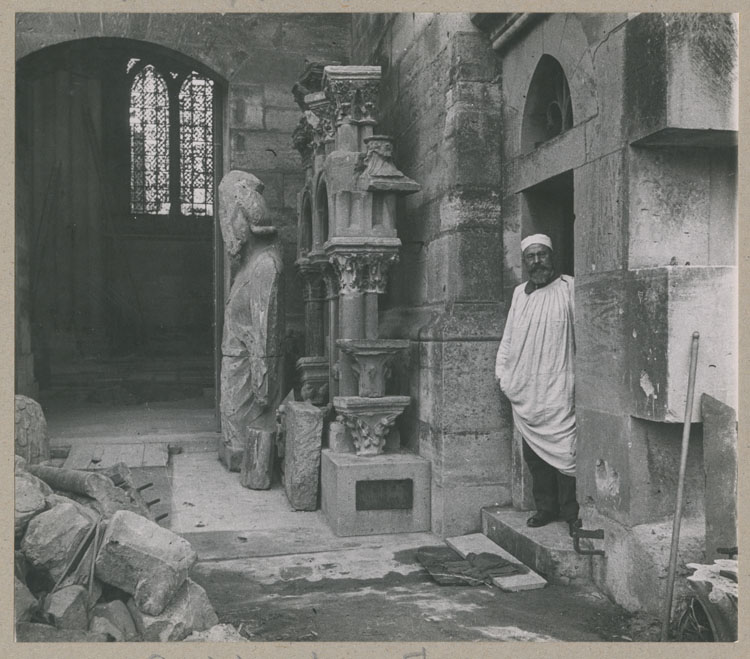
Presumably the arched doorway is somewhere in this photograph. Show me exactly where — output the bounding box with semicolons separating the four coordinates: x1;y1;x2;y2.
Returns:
16;38;225;413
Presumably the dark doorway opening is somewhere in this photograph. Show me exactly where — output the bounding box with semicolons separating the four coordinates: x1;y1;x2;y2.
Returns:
521;170;575;277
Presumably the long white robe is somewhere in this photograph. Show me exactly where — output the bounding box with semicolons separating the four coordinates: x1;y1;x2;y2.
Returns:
495;275;576;476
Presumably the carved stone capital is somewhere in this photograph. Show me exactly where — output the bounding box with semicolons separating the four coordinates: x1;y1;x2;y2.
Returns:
291;116;315;167
328;249;399;295
333;395;410;456
329;252;364;294
305;93;336;146
323;66;381;126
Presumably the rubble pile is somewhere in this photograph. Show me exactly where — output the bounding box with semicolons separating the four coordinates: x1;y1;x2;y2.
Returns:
13;396;230;643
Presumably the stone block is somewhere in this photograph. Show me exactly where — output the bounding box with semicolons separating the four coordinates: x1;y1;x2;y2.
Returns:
95;510;197;616
89;600;138;642
625;13;737;142
482;506;593;584
702;394;737;561
15;473;47;538
42;585;89;631
239;429;275;490
627;266;736;422
21;503;94;584
575;272;630;415
15;622;110;643
443;106;503;188
576;409;704;527
15;395;49;464
229;129;299;172
265;107;304;133
449;31;499;82
184;623;245;642
574;152;627;274
433;431;510;488
282;401;324;511
585;507;705;616
15;577;37;624
228;85;264;129
127;579;219;642
321;450;430;536
430;481;510;538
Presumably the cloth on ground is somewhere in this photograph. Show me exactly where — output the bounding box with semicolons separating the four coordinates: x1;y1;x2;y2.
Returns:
416;546;528;586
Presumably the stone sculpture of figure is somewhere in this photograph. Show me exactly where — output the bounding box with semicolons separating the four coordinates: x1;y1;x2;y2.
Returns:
218;170;284;473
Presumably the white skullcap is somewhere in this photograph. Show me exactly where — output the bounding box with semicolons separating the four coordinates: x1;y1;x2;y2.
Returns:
521;233;553;252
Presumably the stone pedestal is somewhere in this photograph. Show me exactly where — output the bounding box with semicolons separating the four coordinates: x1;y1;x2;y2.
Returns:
321;450;430;536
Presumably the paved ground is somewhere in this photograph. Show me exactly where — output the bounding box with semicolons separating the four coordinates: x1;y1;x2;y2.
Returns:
43;397;643;644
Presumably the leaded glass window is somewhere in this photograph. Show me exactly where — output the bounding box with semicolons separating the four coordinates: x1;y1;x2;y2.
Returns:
179;74;214;216
130;65;170;215
129;63;215;218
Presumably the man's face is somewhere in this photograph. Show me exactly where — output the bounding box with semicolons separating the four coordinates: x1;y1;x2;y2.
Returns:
524;244;555;286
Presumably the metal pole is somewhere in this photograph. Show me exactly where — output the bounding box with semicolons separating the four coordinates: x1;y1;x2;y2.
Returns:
660;331;700;641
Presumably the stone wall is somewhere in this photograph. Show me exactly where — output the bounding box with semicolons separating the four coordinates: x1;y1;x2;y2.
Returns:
15;13;350;385
351;14;511;537
494;12;737;615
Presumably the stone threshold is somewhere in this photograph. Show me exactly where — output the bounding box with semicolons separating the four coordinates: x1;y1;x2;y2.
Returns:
481;505;594;585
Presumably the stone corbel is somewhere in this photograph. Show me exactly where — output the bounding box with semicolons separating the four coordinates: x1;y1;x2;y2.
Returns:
359;136;421;194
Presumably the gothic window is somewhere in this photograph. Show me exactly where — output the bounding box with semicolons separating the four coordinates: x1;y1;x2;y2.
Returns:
130;65;170;214
129;63;215;217
179;74;214;216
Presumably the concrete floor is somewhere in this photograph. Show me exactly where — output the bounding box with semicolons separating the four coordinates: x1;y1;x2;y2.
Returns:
43;396;639;644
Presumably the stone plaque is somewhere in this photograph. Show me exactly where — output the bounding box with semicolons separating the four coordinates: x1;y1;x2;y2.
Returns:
355;479;413;511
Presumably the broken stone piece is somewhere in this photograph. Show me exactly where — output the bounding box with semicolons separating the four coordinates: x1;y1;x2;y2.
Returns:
282;400;324;511
127;579;219;642
43;584;89;630
15;577;37;624
15;394;50;464
45;493;99;523
183;623;245;642
15;474;48;538
89;600;138;642
21;503;95;584
15;622;110;643
239;428;275;490
95;510;197;616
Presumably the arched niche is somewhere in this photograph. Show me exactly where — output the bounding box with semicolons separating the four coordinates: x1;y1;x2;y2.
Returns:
298;189;313;257
315;179;330;248
521;55;573;153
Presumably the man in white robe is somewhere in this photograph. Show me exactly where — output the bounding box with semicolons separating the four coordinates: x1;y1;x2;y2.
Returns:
495;234;580;535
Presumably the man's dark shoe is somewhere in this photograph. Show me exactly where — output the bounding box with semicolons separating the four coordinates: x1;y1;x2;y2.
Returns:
526;511;556;528
568;518;582;537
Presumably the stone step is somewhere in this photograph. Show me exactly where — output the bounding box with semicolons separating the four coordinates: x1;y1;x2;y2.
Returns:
481;506;594;585
445;533;547;592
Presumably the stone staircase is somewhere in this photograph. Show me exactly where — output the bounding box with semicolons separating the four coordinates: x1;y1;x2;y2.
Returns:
480;505;595;585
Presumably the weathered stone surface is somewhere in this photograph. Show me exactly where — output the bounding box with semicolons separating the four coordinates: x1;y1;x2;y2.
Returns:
43;584;89;630
90;600;138;642
95;510;197;616
21;503;94;584
15;454;27;472
183;623;245;642
15;577;37;624
16;622;111;643
15;394;50;464
127;579;219;642
15;473;48;538
702;395;737;561
45;492;99;523
282;400;324;510
239;429;276;490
